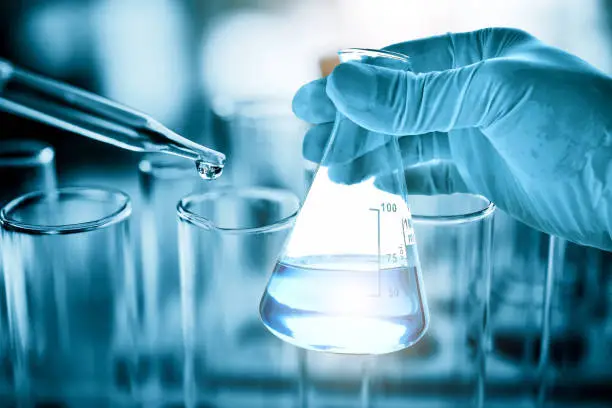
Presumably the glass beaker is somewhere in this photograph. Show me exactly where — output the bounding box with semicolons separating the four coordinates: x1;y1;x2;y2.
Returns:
177;186;301;405
0;139;57;404
259;48;428;355
300;194;495;407
0;187;137;407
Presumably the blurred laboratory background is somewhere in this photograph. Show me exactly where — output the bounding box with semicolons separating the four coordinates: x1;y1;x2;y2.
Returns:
1;0;612;407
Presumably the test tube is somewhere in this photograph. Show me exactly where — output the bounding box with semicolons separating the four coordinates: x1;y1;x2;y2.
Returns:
135;153;210;402
0;187;136;407
0;139;57;404
177;186;300;405
300;194;495;407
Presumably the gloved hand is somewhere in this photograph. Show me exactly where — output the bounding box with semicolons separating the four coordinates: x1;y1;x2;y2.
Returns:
293;28;612;251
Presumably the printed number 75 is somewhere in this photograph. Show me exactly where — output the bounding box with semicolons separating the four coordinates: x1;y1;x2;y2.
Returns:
387;253;398;263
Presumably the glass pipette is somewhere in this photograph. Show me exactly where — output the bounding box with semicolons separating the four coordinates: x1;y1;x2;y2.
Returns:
0;58;225;179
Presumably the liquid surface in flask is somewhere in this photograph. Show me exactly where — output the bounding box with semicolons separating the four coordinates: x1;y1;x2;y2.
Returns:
260;253;428;354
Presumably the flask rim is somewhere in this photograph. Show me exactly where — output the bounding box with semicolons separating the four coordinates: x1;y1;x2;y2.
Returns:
338;48;410;63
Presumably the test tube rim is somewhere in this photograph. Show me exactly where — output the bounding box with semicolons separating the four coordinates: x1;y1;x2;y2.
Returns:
0;139;55;167
412;194;495;225
0;186;132;235
177;186;299;235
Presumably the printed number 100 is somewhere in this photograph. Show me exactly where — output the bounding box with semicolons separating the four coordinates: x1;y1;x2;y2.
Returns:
381;203;397;212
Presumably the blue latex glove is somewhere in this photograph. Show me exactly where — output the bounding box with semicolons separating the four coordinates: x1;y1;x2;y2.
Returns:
293;28;612;251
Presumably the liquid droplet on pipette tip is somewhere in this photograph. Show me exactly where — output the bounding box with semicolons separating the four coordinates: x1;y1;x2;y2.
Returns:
196;159;224;180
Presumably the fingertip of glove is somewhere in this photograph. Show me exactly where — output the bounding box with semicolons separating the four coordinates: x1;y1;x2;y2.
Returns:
292;77;332;122
291;83;312;120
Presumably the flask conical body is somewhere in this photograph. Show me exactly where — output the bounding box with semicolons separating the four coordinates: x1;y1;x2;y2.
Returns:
259;49;428;354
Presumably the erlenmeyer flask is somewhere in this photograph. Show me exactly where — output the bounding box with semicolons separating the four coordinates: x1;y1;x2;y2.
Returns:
260;48;428;355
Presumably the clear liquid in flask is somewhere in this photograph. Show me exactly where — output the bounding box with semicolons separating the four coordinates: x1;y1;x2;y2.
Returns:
259;252;428;355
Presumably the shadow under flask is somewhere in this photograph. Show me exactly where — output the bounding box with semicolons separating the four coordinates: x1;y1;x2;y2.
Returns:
259;48;429;355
